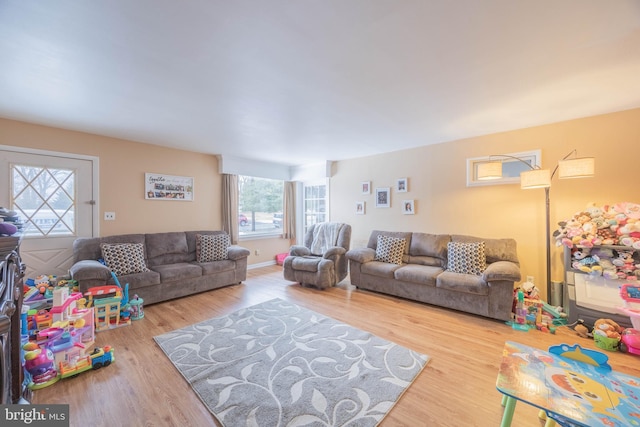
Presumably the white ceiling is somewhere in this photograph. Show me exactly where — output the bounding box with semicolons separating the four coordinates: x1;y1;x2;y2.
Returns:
1;1;639;167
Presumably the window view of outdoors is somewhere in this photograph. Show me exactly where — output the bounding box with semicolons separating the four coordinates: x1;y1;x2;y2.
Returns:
238;175;283;237
12;164;76;237
304;184;326;233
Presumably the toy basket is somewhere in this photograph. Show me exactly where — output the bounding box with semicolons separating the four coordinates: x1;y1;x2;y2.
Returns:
594;334;619;351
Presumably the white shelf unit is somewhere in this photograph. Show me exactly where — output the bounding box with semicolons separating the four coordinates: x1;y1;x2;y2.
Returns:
564;245;636;329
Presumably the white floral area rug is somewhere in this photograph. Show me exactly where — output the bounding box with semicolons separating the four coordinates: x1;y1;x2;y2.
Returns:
154;298;430;427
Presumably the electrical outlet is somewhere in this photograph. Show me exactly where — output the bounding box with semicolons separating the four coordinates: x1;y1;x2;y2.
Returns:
104;212;116;221
255;249;260;256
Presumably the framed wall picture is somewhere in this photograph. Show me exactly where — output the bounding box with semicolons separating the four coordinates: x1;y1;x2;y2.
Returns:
145;173;194;201
355;201;365;215
402;199;415;215
361;181;371;194
375;187;390;208
397;178;408;192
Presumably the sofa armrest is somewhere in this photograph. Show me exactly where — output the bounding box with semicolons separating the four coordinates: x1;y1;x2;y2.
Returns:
483;261;521;283
289;245;310;257
323;246;346;260
227;245;250;260
69;260;111;282
346;247;376;264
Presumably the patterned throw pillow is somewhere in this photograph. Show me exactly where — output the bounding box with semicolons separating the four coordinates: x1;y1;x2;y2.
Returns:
375;235;406;265
101;243;150;276
447;241;486;275
196;233;230;262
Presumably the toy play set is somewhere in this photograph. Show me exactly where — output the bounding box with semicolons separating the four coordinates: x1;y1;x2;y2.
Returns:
509;277;568;333
21;271;144;390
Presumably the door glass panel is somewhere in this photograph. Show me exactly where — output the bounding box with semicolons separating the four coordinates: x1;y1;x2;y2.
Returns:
11;163;76;237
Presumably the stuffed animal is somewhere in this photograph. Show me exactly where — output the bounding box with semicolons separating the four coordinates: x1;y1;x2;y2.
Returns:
613;249;636;279
572;248;599;274
520;280;540;300
593;318;623;340
590;247;618;280
574;323;591;338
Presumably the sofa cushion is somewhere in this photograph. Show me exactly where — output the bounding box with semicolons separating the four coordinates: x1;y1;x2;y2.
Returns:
117;270;161;290
151;263;202;283
394;264;442;286
368;230;412;254
196;234;230;262
436;270;489;296
410;233;450;260
73;234;145;263
407;255;444;267
361;261;402;278
146;232;191;266
101;243;150;276
451;235;519;265
447;241;486;275
198;259;237;275
375;235;406;264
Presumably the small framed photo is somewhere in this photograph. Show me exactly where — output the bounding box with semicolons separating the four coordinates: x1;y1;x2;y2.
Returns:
355;201;365;215
361;181;371;194
375;187;390;208
402;199;415;215
397;178;408;192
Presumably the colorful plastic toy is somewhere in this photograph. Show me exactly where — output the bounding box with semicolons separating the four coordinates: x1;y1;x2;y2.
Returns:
22;342;60;390
618;283;640;355
58;346;114;379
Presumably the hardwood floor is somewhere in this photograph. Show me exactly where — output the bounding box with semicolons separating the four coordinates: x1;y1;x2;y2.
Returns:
32;266;640;426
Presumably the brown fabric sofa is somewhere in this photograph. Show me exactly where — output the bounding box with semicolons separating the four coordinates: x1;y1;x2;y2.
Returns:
346;230;521;321
69;230;250;305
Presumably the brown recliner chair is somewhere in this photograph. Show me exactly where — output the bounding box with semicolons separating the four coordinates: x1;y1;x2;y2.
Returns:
283;222;351;289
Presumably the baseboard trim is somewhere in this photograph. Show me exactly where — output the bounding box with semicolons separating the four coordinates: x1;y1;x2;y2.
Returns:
248;260;277;270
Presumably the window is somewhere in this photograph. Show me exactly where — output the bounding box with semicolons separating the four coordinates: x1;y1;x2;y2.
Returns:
303;182;326;234
466;150;542;187
238;175;283;238
11;163;76;236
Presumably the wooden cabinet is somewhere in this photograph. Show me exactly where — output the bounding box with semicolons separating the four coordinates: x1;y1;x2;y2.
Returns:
0;234;25;403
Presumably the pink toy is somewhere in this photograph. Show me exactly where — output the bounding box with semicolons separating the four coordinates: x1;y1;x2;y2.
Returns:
618;283;640;355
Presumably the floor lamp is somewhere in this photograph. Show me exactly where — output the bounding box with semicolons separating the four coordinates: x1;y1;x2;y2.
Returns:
477;150;595;303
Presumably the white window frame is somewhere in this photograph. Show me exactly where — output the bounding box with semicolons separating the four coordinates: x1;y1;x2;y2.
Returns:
237;175;284;240
466;150;542;187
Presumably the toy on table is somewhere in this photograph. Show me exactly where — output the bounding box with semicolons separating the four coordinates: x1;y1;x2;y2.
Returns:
618;283;640;355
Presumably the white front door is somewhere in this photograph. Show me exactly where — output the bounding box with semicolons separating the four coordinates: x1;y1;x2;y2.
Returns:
0;147;97;278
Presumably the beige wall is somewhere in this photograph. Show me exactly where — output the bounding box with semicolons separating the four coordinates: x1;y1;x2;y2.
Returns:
2;108;639;284
330;108;640;300
0;118;289;265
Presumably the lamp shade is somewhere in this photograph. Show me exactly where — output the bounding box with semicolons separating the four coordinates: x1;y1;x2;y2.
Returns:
520;169;550;189
558;157;595;179
477;161;503;180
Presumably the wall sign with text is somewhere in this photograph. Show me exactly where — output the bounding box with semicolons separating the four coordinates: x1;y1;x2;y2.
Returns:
145;173;194;201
